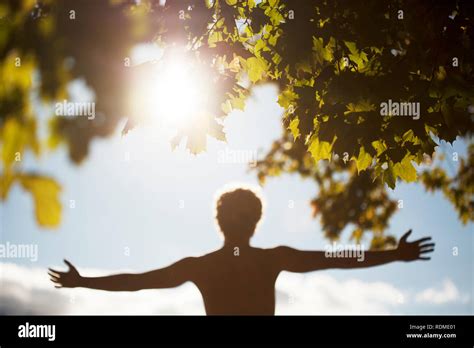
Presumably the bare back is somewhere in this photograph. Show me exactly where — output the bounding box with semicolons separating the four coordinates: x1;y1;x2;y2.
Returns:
191;246;280;315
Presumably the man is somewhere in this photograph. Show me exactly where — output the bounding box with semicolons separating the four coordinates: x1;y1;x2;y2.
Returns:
49;187;435;315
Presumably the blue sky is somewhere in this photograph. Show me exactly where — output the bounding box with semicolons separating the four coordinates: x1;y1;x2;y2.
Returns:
1;65;473;315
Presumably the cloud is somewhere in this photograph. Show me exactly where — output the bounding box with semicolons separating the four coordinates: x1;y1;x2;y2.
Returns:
415;279;470;305
0;263;204;315
275;272;405;315
1;263;467;315
0;263;405;315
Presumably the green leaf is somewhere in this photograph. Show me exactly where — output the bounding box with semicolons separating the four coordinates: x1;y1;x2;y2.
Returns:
288;117;300;140
1;117;39;168
308;136;333;162
268;0;278;7
208;119;227;142
170;113;226;154
356;146;372;173
246;57;267;83
0;172;15;200
278;89;297;109
344;41;368;69
254;39;266;55
312;37;333;64
382;161;396;189
229;93;246;111
208;30;224;47
401;129;420;145
345;100;376;114
19;175;62;228
187;133;207;154
371;140;387;156
394;156;417;182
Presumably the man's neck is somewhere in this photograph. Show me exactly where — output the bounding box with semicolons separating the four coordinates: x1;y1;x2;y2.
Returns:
223;240;251;249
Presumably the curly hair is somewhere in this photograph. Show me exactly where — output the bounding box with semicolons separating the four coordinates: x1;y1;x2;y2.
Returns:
215;187;263;241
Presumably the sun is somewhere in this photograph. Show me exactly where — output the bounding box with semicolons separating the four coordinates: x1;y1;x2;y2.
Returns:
146;56;205;127
129;49;209;130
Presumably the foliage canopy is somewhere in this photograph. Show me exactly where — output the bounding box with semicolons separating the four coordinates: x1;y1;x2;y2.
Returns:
0;0;472;246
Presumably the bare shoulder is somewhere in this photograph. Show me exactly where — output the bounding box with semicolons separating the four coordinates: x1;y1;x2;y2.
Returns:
253;246;296;262
190;249;222;264
263;245;294;255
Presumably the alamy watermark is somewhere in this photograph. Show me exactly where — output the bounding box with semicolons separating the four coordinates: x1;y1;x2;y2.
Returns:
217;147;257;167
55;99;95;120
0;242;38;262
324;242;365;262
380;99;420;120
18;322;55;341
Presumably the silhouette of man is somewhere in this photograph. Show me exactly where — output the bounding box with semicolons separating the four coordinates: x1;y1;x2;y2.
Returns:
49;187;435;315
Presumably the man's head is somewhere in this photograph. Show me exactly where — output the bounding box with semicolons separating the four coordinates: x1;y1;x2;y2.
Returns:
215;187;263;244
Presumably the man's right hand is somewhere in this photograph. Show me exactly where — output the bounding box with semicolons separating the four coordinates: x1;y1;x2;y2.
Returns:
49;259;82;288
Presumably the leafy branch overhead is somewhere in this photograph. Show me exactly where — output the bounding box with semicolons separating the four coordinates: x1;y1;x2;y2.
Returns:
0;0;472;244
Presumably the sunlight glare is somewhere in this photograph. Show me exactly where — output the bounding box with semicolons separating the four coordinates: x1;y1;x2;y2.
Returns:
130;51;209;130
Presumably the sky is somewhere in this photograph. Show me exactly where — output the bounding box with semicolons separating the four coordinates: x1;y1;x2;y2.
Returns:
0;47;473;315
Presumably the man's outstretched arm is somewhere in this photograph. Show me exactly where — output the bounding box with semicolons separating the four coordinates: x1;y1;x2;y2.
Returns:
48;258;197;291
274;230;434;273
